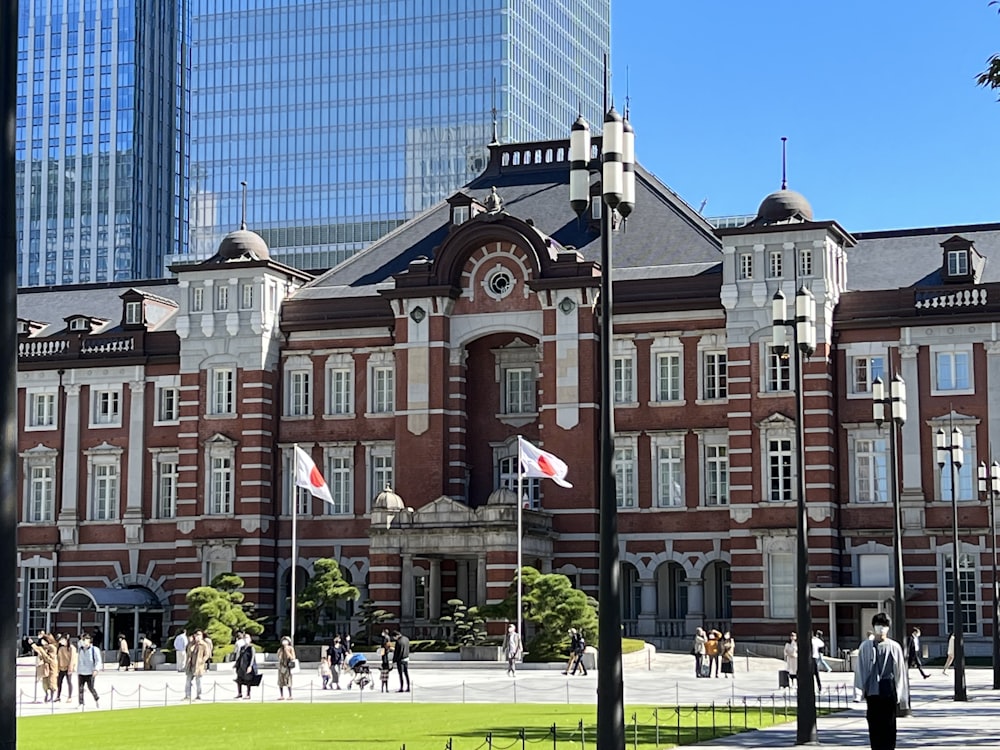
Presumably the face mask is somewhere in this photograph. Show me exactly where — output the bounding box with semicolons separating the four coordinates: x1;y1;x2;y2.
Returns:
875;625;890;636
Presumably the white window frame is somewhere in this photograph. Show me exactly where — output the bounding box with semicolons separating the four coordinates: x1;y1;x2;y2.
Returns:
850;354;886;396
702;437;729;507
614;435;637;509
947;249;969;277
932;347;973;395
155;384;179;424
287;368;312;417
215;284;229;311
494;340;540;422
152;451;178;519
90;387;122;428
208;454;234;515
281;449;312;516
191;286;204;312
452;205;469;224
651;342;683;404
22;564;52;637
943;552;978;635
651;433;684;508
702;351;727;401
738;252;753;280
368;351;395;415
325;449;353;516
85;446;122;521
209;367;235;416
325;354;355;417
504;367;535;414
768;249;783;279
240;283;254;310
934;422;976;502
850;431;888;503
26;389;57;430
365;442;395;513
21;447;57;523
768;551;795;618
497;453;541;509
764;344;791;393
799;248;813;277
124;300;143;325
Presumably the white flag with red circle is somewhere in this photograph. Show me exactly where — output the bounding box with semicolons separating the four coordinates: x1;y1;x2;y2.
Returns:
518;436;573;488
294;445;335;505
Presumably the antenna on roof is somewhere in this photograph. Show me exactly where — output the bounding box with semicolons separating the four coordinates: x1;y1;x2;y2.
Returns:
625;66;631;120
699;198;708;214
490;78;499;145
240;180;248;230
780;136;788;190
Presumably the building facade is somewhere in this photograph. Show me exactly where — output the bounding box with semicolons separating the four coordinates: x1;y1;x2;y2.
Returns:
15;138;1000;658
185;0;610;269
15;0;186;287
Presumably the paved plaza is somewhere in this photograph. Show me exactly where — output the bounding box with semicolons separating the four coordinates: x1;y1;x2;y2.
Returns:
16;651;1000;748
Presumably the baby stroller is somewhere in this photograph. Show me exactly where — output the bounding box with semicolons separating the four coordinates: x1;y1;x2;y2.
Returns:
347;652;374;690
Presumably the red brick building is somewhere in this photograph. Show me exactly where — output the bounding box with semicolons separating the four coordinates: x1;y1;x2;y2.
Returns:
16;139;1000;657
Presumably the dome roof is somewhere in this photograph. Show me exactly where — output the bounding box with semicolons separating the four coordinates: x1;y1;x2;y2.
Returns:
754;189;813;225
216;228;270;261
373;485;404;513
486;486;518;505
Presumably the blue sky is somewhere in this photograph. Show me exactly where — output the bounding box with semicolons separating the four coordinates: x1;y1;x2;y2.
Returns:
611;1;1000;232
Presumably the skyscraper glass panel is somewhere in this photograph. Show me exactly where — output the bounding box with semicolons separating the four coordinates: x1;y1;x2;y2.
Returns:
187;0;609;271
15;0;184;288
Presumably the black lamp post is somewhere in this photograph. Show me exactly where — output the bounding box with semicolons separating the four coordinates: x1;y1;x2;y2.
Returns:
771;286;817;745
936;423;968;701
978;458;1000;690
569;57;634;750
872;371;909;713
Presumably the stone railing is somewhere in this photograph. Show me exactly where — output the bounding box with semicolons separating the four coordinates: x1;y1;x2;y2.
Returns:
18;334;138;361
80;336;135;355
655;619;687;638
915;287;988;311
18;339;69;358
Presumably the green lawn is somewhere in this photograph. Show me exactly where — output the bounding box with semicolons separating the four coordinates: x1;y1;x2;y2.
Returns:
17;702;803;750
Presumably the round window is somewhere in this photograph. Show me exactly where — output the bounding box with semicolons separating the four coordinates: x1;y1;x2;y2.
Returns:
485;268;515;300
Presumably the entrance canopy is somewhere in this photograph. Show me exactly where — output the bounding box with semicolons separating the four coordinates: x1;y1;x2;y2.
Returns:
49;586;163;612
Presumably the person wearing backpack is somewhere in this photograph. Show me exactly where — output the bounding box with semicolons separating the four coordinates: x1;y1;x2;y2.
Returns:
854;612;908;750
75;633;103;708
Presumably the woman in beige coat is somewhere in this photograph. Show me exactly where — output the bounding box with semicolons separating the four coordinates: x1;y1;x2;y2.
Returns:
276;637;297;700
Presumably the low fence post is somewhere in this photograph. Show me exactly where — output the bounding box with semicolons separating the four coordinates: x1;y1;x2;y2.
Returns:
676;705;681;747
578;719;585;750
631;712;638;750
551;722;557;750
654;707;659;747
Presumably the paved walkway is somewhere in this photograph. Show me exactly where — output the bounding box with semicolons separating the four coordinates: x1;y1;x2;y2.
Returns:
16;652;1000;748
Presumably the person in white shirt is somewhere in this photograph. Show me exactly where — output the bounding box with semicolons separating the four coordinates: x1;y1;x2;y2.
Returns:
854;612;908;750
173;629;189;673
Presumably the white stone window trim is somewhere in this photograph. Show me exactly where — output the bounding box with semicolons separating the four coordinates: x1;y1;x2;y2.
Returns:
205;435;237;516
207;366;237;417
759;339;792;395
763;538;796;619
612;337;638;408
284;355;313;418
846;349;887;399
614;433;639;509
495;438;541;509
696;335;728;404
648;336;685;406
366;350;395;417
20;444;58;524
323;444;355;517
696;429;730;507
149;448;179;520
364;441;395;514
324;353;356;418
89;385;123;429
84;442;123;522
650;431;686;509
929;413;979;503
845;426;890;504
930;344;974;396
24;387;58;431
493;338;540;426
758;414;797;504
153;379;180;425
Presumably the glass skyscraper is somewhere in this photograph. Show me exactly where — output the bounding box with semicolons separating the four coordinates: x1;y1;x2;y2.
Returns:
187;0;609;270
15;0;186;287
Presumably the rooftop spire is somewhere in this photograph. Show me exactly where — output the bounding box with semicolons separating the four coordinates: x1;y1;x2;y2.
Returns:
490;78;499;145
240;180;248;230
780;136;788;190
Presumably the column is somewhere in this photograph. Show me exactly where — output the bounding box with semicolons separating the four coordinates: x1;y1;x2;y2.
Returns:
477;556;487;605
899;344;924;503
400;554;414;621
429;559;441;620
456;560;469;606
637;579;658;637
986;341;1000;452
123;381;145;544
685;577;705;635
57;384;81;546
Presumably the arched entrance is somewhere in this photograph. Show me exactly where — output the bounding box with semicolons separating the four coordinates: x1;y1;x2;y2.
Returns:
46;586;165;651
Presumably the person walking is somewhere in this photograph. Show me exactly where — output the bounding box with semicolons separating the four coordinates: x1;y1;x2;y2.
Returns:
720;631;735;678
75;633;102;708
234;633;259;700
783;632;798;685
706;629;722;677
813;630;833;672
906;627;930;680
173;629;188;673
854;612;908;750
392;630;411;692
942;633;955;675
30;633;58;702
141;635;156;671
183;630;210;701
56;635;77;702
117;634;132;671
692;627;708;678
328;635;346;690
503;623;523;677
276;636;296;700
569;630;588;676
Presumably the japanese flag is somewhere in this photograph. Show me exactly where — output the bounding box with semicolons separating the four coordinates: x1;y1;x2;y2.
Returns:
518;436;573;488
294;445;334;504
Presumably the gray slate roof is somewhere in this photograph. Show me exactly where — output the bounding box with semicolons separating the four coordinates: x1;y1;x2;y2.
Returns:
16;280;181;335
300;146;724;299
847;224;1000;290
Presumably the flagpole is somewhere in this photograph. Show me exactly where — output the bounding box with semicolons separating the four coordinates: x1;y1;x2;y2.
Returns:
516;436;524;642
291;446;298;645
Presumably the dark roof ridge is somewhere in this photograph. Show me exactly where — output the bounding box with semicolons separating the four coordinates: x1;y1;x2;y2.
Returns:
19;277;178;296
852;222;1000;240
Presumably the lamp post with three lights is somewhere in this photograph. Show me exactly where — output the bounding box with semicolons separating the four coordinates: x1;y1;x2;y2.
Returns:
936;422;968;701
979;457;1000;690
568;58;635;750
771;285;817;745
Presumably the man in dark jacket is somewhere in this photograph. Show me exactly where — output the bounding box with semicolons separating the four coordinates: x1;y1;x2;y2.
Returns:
392;630;410;692
569;630;588;676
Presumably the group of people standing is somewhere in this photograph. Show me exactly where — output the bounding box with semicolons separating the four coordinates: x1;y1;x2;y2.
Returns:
690;627;736;678
27;630;103;707
781;629;833;691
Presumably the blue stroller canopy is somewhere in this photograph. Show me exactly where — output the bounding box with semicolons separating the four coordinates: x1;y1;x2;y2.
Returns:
348;653;368;669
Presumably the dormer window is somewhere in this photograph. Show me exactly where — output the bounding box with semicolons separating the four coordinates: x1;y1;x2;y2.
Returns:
69;318;89;332
452;205;469;225
17;321;29;335
124;301;143;325
947;249;969;277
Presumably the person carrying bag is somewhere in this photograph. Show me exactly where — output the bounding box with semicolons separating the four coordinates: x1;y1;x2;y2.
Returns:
853;612;908;750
